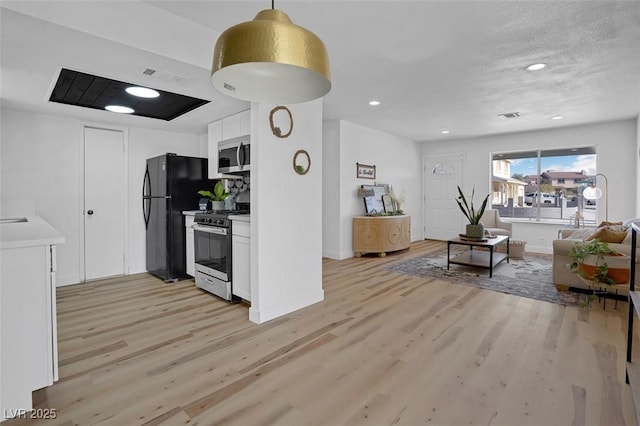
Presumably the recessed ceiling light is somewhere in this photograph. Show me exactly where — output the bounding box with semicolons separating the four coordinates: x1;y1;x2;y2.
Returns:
526;63;547;71
551;115;564;120
441;130;450;134
126;86;160;98
105;105;134;114
368;100;380;106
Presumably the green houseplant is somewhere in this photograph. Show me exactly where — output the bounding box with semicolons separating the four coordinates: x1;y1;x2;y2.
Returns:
198;181;230;210
567;239;630;286
455;185;490;238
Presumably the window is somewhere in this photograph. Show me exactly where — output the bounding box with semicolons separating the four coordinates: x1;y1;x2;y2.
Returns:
491;147;597;224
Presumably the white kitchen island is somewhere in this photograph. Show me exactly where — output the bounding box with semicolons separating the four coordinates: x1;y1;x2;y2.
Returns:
0;215;64;421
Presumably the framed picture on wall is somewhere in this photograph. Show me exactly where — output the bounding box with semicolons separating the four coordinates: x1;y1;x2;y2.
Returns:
357;163;376;179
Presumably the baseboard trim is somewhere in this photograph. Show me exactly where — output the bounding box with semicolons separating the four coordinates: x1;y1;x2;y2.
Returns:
249;289;324;324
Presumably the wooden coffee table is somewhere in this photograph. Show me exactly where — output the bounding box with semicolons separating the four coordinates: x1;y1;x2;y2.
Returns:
447;235;509;277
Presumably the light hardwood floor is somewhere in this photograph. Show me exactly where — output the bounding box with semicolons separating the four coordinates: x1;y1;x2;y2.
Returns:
5;240;639;425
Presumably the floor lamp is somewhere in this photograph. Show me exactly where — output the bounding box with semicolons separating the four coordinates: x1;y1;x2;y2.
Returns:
583;173;608;221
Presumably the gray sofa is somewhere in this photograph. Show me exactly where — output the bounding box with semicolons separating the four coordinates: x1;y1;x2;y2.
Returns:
552;227;639;291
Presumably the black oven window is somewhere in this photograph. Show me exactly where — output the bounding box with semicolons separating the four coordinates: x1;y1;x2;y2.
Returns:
194;230;228;275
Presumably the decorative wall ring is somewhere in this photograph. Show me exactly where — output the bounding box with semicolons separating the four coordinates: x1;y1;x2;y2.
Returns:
293;149;311;175
269;106;293;138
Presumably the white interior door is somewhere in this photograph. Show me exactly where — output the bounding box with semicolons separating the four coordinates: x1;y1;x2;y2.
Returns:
84;127;125;280
423;154;464;240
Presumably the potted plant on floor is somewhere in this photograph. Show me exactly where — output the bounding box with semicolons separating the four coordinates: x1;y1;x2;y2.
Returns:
198;181;230;211
455;185;490;238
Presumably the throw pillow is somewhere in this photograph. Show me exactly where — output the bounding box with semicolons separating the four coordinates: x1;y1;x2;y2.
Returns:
598;221;623;227
586;227;627;243
596;221;625;232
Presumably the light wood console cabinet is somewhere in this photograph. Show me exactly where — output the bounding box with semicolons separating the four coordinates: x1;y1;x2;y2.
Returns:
353;215;411;257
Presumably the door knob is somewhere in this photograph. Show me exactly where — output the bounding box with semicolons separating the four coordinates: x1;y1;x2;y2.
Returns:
87;210;94;215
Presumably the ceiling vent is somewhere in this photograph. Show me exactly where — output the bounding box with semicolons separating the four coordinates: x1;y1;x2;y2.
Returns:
141;68;187;83
498;112;521;119
49;68;208;121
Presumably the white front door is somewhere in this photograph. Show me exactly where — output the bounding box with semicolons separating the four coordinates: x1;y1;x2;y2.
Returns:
423;154;464;240
84;127;126;280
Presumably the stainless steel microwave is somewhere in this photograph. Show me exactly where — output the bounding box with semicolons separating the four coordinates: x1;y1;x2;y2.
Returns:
218;135;250;173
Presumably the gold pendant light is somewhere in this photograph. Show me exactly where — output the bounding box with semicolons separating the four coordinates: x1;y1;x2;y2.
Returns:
211;4;331;104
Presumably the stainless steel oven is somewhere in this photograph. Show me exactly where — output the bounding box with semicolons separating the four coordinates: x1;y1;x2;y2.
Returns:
193;213;232;300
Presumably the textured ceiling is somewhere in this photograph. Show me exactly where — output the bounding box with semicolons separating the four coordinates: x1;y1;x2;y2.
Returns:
1;1;639;141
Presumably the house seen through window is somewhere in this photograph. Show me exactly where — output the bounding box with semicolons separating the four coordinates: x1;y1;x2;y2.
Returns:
491;147;597;224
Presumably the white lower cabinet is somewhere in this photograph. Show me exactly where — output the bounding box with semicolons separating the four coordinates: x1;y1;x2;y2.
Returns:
1;244;58;420
232;220;251;301
185;214;195;277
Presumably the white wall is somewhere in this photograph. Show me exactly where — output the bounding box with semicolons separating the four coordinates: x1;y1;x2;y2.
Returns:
421;118;639;253
1;108;202;285
321;120;341;258
249;100;324;324
322;120;423;259
636;115;640;216
1;110;81;285
198;133;208;158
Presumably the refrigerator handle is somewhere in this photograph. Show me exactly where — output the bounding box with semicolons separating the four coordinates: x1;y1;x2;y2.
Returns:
143;198;150;230
142;166;151;230
143;165;151;197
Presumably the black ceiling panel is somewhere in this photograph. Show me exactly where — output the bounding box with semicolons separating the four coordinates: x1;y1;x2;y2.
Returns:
49;69;209;121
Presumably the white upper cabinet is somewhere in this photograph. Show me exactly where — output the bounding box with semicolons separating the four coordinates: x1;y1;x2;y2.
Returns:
239;109;251;136
207;120;222;179
222;110;251;140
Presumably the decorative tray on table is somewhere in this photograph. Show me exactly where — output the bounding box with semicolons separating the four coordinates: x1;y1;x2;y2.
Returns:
458;234;488;242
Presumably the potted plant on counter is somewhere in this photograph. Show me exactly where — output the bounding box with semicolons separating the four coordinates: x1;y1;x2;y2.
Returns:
198;181;230;211
455;185;490;238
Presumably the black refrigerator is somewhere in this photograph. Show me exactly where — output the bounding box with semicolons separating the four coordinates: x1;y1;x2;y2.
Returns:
143;154;212;282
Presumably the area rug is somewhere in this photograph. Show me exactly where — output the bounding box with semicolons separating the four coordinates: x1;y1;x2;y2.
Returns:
386;248;583;306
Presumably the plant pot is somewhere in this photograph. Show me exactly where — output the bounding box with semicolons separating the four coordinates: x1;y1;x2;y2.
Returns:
210;200;225;211
465;224;485;239
580;253;631;284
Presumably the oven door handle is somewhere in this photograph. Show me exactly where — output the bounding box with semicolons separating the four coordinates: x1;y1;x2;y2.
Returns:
193;224;228;235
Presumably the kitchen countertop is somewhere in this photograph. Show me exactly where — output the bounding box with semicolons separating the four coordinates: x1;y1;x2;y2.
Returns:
182;210;203;216
229;214;250;222
0;215;65;249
